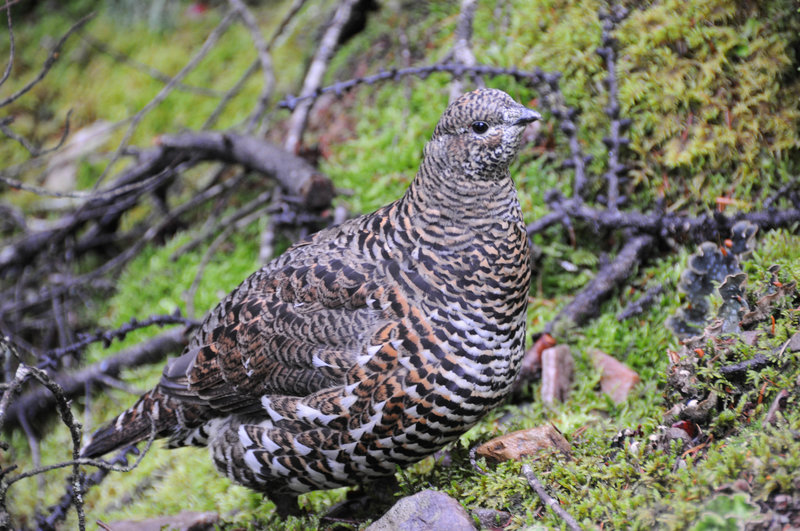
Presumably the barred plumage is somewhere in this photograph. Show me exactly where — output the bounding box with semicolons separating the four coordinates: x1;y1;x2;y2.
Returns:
82;88;540;515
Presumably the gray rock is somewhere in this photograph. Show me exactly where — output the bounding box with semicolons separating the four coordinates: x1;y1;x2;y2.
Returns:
367;490;476;531
105;510;219;531
788;331;800;352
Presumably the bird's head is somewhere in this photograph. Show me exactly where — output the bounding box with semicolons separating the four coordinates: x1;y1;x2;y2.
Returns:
426;88;540;181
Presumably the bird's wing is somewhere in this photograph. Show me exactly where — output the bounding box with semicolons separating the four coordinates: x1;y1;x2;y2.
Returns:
157;229;400;418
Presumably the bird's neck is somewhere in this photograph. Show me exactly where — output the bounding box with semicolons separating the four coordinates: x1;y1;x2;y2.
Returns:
398;157;524;230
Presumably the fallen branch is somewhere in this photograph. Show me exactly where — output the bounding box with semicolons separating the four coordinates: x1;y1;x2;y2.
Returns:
616;284;665;321
0;0;14;89
0;130;334;284
3;327;187;427
39;312;198;371
42;440;154;528
0;348;87;529
448;0;480;102
78;33;224;98
278;63;549;110
0;147;183;276
228;0;275;134
0;109;72;158
527;195;800;243
203;0;309;131
158;131;335;209
521;464;581;531
283;0;364;153
92;9;238;189
0;13;94;108
547;234;655;334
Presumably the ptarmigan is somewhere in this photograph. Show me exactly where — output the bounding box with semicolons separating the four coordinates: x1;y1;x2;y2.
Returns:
83;88;540;515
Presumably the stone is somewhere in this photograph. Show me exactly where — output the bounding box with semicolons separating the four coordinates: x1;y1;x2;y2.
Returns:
105;511;219;531
366;490;476;531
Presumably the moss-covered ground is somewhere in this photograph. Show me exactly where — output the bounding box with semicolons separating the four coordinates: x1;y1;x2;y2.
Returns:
1;1;798;529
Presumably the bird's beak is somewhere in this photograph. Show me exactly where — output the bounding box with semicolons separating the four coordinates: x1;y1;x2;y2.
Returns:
513;108;541;126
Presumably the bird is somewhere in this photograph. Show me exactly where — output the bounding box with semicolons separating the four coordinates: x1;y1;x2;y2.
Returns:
82;88;540;516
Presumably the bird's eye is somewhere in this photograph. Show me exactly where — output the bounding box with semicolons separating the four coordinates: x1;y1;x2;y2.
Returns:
471;121;489;134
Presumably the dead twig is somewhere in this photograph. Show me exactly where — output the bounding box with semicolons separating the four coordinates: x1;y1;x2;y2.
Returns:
0;13;94;108
449;0;480;102
521;464;582;531
228;0;276;134
203;0;308;130
17;412;44;514
0;0;25;14
278;63;550;110
547;234;655;334
0;0;15;89
39;312;198;371
171;171;256;259
596;5;630;212
78;32;224;98
91;9;237;190
183;196;272;317
283;0;361;154
0;342;87;530
0;109;73;158
3;327;187;427
158;131;335;209
40;443;147;529
526;194;800;243
616;283;665;321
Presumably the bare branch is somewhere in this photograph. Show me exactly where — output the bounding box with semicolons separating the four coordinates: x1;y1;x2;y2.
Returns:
0;109;73;165
0;164;246;319
616;283;665;321
17;412;44;514
91;9;237;190
203;59;259;131
40;312;198;371
449;0;480;102
228;0;275;134
278;63;549;111
521;464;582;531
597;6;631;212
3;327;187;427
0;151;180;276
158;131;335;209
547;234;655;334
0;0;14;89
174;187;271;259
0;173;92;199
184;200;271;317
0;13;94;108
42;442;152;528
0;349;88;529
79;33;224;98
203;0;308;130
527;195;800;243
283;0;360;154
0;0;23;14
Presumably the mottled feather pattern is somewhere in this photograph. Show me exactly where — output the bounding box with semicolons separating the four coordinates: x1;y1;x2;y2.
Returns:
82;89;540;512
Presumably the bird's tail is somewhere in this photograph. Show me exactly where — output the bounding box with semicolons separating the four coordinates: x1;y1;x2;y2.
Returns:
81;388;176;458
